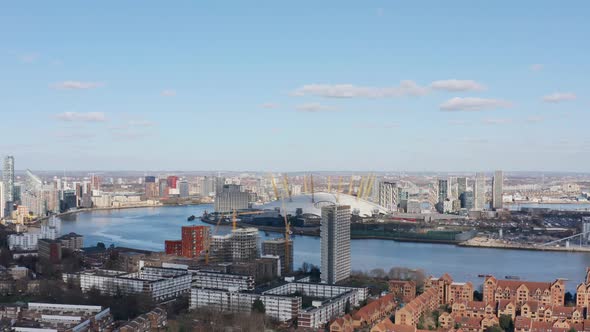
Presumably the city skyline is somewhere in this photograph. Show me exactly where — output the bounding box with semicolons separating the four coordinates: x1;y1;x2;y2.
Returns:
1;1;588;171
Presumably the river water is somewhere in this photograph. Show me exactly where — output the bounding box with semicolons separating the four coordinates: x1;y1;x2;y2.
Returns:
59;205;590;291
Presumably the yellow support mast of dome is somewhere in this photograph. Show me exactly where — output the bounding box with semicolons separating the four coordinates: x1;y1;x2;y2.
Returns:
270;173;279;201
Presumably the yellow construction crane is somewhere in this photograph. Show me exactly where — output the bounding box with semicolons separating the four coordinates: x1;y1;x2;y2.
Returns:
348;175;354;195
327;176;332;193
280;192;291;275
303;175;308;194
205;213;225;265
269;173;279;201
336;176;343;203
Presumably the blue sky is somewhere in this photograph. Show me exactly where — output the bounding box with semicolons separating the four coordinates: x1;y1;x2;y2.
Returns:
0;1;588;172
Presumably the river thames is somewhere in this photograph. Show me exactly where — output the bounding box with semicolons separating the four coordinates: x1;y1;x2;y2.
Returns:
59;204;590;291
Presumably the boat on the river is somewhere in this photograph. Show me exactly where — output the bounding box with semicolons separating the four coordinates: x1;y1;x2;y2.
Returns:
505;275;520;280
187;215;196;221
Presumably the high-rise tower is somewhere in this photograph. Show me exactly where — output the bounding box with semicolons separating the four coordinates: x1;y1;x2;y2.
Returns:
321;205;351;284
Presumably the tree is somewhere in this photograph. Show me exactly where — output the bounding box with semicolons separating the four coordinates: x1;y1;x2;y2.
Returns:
344;299;351;314
499;315;514;332
432;310;441;328
486;326;504;332
473;290;483;301
252;299;266;314
568;328;576;332
96;242;106;250
565;292;575;306
369;268;387;279
309;265;321;282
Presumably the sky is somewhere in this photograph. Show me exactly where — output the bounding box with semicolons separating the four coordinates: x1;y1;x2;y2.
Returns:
0;1;588;172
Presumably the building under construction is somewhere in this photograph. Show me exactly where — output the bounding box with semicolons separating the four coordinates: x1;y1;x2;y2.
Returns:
262;238;293;275
230;227;259;262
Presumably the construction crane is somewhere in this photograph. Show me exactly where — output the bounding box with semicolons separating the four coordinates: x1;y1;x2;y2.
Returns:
303;175;308;194
327;176;332;193
348;175;354;195
336;176;343;203
270;174;280;201
205;213;225;265
280;193;292;275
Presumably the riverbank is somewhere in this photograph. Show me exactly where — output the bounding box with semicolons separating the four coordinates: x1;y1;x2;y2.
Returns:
39;202;205;222
459;236;590;253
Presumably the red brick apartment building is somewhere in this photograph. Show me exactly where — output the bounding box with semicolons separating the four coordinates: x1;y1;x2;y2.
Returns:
164;225;210;258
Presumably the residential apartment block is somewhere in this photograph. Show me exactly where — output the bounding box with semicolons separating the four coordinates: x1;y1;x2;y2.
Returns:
424;273;474;305
394;288;439;326
388;280;417;303
78;266;191;301
483;275;565;308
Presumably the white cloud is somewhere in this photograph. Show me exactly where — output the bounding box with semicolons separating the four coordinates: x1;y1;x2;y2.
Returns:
542;92;576;103
128;120;156;127
292;81;428;98
448;120;470;126
530;64;544;71
54;112;107;122
52;81;104;90
430;79;485;92
440;97;512;111
54;132;97;140
161;89;176;97
526;116;544;123
461;138;489;144
261;103;279;109
295;103;337;112
482;118;512;125
356;123;398;129
20;53;39;63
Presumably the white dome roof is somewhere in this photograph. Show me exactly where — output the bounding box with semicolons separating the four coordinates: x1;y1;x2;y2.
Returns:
258;192;387;217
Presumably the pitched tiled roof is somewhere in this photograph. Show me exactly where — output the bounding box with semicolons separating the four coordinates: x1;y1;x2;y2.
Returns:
515;316;532;330
454;315;482;329
498;299;515;310
495;280;553;292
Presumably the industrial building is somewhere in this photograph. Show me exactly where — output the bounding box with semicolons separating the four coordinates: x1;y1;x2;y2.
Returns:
215;184;249;212
321;205;351;284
